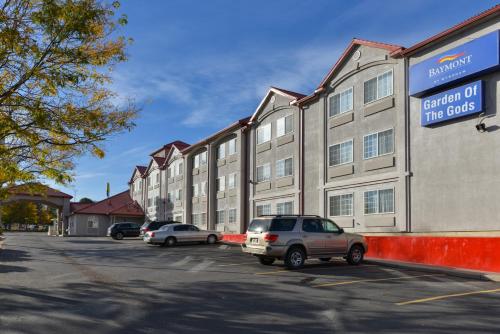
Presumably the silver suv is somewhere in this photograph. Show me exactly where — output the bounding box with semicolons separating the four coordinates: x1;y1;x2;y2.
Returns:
241;215;367;269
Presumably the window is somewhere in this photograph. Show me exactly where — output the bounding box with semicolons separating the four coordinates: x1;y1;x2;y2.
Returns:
178;162;183;175
364;189;394;214
322;219;341;233
256;203;271;216
257;123;271;144
276;157;293;178
147;197;152;207
228;138;237;155
363;129;394;159
217;143;225;160
200;151;207;166
270;218;296;231
364;70;393;104
329;194;353;216
167;192;173;203
192;184;199;197
277;114;294;137
216;176;225;192
87;219;98;229
168;167;173;178
228;209;237;224
155;173;159;184
276;201;293;215
256;163;271;182
193;155;199;169
228;173;236;189
216;210;225;225
175;189;183;201
147;176;151;187
200;181;207;196
192;213;205;226
329;87;353;117
174;225;190;232
329;140;353;167
302;219;323;233
155;196;160;206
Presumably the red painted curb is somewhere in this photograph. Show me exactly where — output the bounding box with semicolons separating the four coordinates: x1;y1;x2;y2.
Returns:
222;234;500;273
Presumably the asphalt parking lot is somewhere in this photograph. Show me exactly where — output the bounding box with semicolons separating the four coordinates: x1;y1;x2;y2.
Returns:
1;232;499;333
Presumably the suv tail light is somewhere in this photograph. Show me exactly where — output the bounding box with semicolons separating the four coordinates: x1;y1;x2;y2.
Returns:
264;233;279;243
150;232;155;237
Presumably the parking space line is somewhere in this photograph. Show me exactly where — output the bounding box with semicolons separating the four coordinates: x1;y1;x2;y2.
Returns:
217;262;257;267
255;264;377;275
312;274;443;287
396;288;500;306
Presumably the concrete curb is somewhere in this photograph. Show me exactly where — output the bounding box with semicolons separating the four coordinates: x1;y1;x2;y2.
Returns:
366;257;500;282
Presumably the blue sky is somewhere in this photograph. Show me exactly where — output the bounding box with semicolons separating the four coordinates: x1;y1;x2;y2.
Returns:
54;0;498;201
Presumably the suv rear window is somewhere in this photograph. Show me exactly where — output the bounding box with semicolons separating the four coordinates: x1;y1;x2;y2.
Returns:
248;218;296;232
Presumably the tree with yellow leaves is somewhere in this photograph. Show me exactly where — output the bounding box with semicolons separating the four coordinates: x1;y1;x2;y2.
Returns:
0;0;137;198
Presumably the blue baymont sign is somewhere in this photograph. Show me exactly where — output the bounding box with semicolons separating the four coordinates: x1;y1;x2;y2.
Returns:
410;30;499;96
421;80;483;126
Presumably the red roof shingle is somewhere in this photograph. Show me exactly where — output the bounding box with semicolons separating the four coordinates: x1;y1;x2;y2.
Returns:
73;190;144;217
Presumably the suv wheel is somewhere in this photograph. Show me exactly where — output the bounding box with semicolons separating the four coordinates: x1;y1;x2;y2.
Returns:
347;244;364;265
258;256;275;266
115;232;124;240
285;247;305;269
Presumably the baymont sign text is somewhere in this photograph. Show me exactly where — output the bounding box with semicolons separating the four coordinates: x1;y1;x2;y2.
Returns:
410;30;499;96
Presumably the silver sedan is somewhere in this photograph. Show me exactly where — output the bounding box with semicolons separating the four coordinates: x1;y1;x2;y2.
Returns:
143;223;222;246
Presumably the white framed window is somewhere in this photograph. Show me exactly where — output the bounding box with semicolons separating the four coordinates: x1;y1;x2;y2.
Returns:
256;203;271;216
155;173;159;184
147;197;152;207
228;208;237;224
257;123;271;144
329;194;353;216
167;191;173;203
217;143;226;160
329;139;353;166
256;163;271;182
228;138;237;155
216;176;225;192
168;166;173;178
216;210;225;225
364;70;393;104
363;129;394;159
228;173;237;189
200;181;207;196
329;87;353;117
276;157;293;178
175;189;183;201
276;201;293;215
192;183;199;197
276;114;294;137
200;151;207;166
193;155;199;169
87;219;98;229
364;188;394;214
192;213;201;226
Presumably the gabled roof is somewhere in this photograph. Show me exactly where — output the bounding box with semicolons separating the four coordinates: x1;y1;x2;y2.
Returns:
143;156;167;176
164;140;191;164
128;165;147;184
395;4;500;57
73;190;144;217
149;140;190;157
70;202;92;213
295;38;404;106
249;86;306;123
8;183;73;199
181;116;251;154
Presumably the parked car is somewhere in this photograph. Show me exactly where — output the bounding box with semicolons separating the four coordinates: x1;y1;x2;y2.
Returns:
140;220;178;236
241;215;367;269
107;222;141;240
143;223;222;246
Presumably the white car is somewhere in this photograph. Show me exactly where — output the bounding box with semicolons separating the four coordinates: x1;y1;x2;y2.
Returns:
143;223;222;247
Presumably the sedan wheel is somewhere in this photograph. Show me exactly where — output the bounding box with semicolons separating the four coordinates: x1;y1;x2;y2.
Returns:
206;235;217;244
347;245;364;265
165;237;176;247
